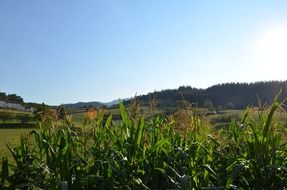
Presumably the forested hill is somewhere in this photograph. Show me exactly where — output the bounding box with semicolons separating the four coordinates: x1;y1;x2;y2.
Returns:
130;81;287;109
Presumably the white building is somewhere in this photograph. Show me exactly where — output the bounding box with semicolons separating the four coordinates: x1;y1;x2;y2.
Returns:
0;101;35;112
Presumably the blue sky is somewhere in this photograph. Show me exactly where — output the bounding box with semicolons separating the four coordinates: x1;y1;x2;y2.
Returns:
1;1;287;105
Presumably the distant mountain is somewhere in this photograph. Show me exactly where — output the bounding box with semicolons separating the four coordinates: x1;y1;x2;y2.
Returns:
105;98;130;107
63;98;130;109
63;101;104;109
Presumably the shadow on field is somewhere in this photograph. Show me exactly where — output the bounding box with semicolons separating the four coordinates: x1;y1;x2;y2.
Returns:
0;123;37;129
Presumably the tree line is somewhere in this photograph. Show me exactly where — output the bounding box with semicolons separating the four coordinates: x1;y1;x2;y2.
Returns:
129;81;287;109
0;92;24;104
0;112;34;124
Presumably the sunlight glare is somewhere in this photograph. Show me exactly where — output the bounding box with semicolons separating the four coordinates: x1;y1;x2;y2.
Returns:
255;27;287;80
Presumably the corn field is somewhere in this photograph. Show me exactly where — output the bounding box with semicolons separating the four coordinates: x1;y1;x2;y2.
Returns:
1;97;287;189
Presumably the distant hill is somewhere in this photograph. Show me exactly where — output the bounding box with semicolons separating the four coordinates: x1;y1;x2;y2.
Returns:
63;98;130;109
104;98;130;107
0;92;24;104
128;81;287;109
63;101;104;109
3;80;287;110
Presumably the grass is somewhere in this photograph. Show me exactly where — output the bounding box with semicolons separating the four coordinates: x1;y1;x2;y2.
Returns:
0;108;35;125
0;108;33;114
0;129;31;158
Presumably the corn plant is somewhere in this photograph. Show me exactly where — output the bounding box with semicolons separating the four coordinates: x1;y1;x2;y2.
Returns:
0;98;287;189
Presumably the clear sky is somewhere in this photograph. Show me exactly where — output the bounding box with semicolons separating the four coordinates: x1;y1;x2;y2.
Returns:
1;1;287;105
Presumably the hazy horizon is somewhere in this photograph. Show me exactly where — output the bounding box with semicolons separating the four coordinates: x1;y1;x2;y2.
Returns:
1;1;287;104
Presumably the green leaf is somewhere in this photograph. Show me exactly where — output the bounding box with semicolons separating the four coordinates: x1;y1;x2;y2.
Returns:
241;108;250;125
154;167;166;175
226;163;245;188
0;157;9;185
202;165;222;184
136;117;145;148
105;114;113;128
119;101;131;127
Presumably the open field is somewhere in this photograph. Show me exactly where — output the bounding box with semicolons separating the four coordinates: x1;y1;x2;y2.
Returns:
0;129;31;157
0;108;35;126
0;108;33;114
69;105;287;129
